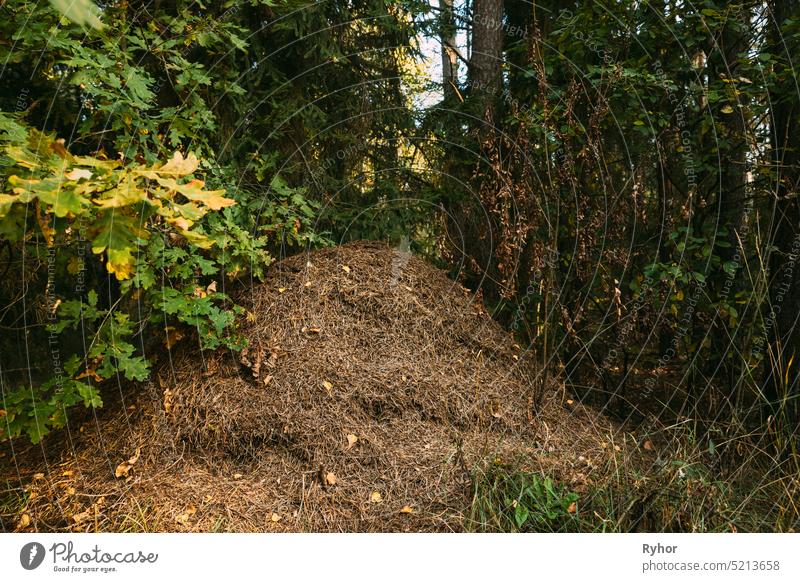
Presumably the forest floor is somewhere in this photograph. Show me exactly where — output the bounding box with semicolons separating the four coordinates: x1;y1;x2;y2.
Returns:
0;242;794;532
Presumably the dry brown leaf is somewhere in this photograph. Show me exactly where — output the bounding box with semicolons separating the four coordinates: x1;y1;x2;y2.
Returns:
33;472;45;480
114;448;141;479
263;374;273;386
346;433;358;450
567;502;577;514
72;510;92;524
175;504;197;525
643;440;654;451
206;281;217;294
163;388;174;413
302;326;321;334
566;399;574;406
164;326;184;349
325;472;337;486
370;491;383;504
399;506;414;514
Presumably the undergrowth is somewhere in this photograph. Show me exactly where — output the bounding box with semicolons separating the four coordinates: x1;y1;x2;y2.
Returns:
468;424;800;533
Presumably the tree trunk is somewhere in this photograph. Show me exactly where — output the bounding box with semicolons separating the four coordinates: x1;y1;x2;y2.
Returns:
440;0;459;99
469;0;504;102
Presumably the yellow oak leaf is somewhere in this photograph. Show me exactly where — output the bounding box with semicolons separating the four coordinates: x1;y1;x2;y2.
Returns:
160;151;200;176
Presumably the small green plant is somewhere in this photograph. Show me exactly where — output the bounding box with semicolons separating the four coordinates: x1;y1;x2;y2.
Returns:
469;465;579;532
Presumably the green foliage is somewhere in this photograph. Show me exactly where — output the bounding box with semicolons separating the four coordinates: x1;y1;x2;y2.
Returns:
470;464;580;532
0;119;243;442
0;0;322;444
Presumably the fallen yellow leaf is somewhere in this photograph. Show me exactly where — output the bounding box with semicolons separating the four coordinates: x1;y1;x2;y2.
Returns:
370;491;383;504
72;510;92;524
164;388;174;413
342;265;351;273
175;504;197;525
270;512;282;522
114;448;141;479
323;380;333;391
325;472;337;486
346;433;358;450
18;513;31;528
399;506;414;514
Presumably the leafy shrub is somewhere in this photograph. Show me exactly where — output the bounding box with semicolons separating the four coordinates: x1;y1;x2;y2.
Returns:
469;465;580;532
0;115;316;443
0;0;326;444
